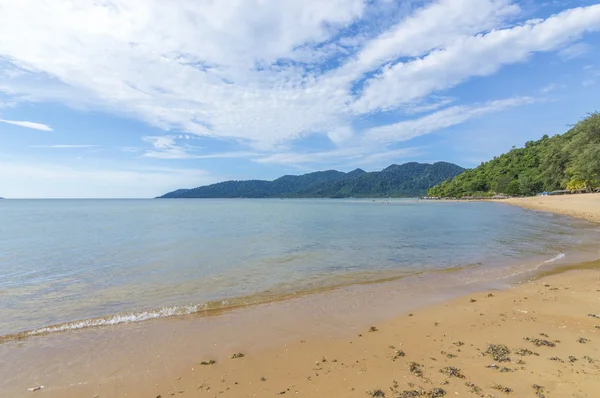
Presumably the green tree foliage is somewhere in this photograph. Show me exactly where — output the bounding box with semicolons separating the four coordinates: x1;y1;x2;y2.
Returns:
159;162;465;198
428;113;600;198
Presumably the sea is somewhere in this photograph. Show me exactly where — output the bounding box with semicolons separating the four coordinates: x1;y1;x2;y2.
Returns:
1;198;599;341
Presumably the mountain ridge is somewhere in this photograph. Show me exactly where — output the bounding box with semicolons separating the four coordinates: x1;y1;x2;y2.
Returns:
159;161;465;199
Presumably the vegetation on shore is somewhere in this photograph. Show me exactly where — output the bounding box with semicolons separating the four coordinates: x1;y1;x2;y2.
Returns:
159;162;464;198
428;113;600;198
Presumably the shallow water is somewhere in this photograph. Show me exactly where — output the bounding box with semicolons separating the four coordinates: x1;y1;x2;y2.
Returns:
0;198;598;337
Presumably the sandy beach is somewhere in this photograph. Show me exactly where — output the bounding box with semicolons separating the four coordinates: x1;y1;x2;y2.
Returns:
499;193;600;224
5;263;598;398
151;267;600;398
2;197;599;397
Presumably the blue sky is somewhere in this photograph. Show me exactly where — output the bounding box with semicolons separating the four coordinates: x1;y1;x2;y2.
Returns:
0;0;599;198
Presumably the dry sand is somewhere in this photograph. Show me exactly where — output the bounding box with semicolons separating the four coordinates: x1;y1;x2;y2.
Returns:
499;193;600;224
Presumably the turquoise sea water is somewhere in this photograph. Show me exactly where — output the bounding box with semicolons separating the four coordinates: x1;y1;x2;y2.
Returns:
0;199;598;338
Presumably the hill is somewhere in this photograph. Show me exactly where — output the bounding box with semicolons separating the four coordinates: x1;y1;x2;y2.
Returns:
159;162;465;198
428;113;600;198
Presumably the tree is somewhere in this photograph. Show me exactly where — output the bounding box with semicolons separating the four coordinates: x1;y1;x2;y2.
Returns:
427;113;600;197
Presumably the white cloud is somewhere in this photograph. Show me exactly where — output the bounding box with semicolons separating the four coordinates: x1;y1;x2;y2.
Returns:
254;146;422;168
353;5;600;113
364;96;536;144
0;119;52;131
142;135;256;159
0;159;216;198
558;42;591;59
0;1;598;156
337;0;520;81
142;136;197;159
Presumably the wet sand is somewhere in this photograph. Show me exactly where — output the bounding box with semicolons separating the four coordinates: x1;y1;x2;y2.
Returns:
2;261;599;397
499;193;600;224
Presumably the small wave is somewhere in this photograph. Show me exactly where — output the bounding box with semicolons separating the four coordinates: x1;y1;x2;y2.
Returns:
544;252;566;263
0;292;296;343
0;256;567;344
27;305;200;337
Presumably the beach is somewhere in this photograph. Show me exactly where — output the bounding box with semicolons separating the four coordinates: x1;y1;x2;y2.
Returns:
1;197;599;397
499;193;600;224
4;263;599;398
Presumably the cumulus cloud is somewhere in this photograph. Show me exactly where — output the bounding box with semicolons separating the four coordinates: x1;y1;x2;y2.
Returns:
0;1;599;159
0;119;53;131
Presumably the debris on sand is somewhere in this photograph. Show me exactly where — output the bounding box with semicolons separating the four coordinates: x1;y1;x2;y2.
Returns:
397;391;420;398
392;350;406;360
549;357;564;363
470;299;477;303
577;337;589;344
395;389;445;398
199;360;216;365
524;337;555;347
491;383;513;394
485;344;511;362
369;326;379;332
568;356;577;362
465;382;482;394
532;384;545;398
514;348;538;356
440;366;464;378
588;313;600;319
230;353;245;359
453;341;465;347
426;388;446;397
583;356;594;363
27;386;44;392
367;389;386;397
408;362;423;377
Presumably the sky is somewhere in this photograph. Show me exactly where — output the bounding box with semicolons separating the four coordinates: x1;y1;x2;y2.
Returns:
0;0;599;198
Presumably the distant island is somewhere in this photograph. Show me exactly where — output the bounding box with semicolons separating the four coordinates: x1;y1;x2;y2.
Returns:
159;162;465;199
428;113;600;198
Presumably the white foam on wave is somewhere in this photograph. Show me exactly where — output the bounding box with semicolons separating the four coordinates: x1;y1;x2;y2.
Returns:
544;252;566;263
27;304;199;337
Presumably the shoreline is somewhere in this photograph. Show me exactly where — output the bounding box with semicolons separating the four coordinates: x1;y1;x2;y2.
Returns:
1;248;590;344
1;197;600;397
498;193;600;224
2;261;599;397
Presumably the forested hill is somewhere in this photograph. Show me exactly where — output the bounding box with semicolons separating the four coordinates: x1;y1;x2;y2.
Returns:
428;113;600;198
159;162;465;198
